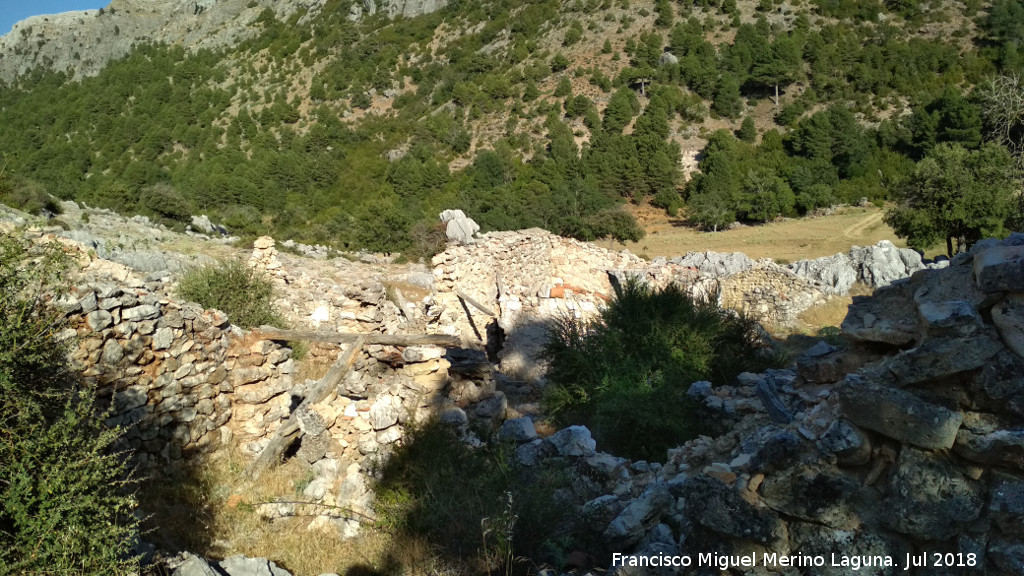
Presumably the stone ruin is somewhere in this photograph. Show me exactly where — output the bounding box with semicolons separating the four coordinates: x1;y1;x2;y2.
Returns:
8;202;1022;575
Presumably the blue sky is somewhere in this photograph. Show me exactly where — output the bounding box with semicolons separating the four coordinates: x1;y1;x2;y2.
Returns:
1;1;109;35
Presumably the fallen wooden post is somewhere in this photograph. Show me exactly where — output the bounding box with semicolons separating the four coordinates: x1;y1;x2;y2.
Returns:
456;289;497;317
246;337;365;479
251;328;459;347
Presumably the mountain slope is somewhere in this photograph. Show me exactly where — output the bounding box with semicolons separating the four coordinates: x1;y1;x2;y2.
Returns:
0;0;1021;257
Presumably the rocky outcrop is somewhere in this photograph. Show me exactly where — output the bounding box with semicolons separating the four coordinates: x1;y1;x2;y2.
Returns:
0;0;449;82
512;235;1024;576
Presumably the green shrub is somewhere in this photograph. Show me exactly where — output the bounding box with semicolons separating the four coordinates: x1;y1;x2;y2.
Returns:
542;279;782;460
373;420;580;575
177;259;285;328
0;233;140;575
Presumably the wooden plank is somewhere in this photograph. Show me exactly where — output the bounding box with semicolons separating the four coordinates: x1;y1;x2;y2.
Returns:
251;328;459;347
456;289;497;317
393;287;410;321
246;337;365;479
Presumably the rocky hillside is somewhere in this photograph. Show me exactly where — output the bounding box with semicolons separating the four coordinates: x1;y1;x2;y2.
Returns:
1;0;1021;258
0;0;448;81
7;201;1023;575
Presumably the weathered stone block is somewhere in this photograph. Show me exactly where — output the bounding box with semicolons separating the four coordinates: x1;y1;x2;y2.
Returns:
839;379;962;449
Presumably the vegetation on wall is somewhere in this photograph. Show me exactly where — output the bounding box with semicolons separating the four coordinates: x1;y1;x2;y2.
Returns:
0;234;140;575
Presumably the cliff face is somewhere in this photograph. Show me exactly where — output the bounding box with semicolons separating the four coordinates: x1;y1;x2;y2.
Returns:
0;0;448;83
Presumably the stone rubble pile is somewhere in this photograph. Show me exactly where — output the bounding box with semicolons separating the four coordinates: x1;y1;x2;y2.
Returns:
431;230;938;381
511;234;1024;576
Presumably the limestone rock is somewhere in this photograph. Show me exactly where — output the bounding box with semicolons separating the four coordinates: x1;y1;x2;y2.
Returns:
498;417;537;443
842;284;917;346
86;309;114;331
883;448;983;540
916;300;984;339
888;336;1002;386
838;378;962;450
758;465;860;529
955;428;1024;470
678;474;783;544
219;555;292;576
172;554;221;576
974;245;1024;293
818;419;872;467
368;396;400;430
547;425;597;457
439;209;479;245
990;477;1024;538
602;483;673;550
993;293;1024;359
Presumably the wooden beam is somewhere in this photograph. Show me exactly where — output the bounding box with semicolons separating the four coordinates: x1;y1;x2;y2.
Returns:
456;289;497;317
251;328;459;347
246;337;365;479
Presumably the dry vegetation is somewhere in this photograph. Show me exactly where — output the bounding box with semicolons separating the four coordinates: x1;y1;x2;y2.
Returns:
138;451;445;576
623;204;944;261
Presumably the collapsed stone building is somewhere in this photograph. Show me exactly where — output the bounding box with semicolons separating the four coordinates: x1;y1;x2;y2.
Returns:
4;202;1023;575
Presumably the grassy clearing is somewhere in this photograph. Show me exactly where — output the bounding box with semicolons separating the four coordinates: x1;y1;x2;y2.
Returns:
138;451;434;576
623;205;938;261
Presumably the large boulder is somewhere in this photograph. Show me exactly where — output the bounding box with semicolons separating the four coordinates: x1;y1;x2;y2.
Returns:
677;475;783;544
882;448;984;541
887;335;1003;386
439;209;480;245
838;378;963;450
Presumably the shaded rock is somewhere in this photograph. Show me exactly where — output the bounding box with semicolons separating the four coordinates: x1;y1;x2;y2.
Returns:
888;336;1002;386
438;406;468;428
993;293;1024;359
548;425;597;457
173;554;221;576
989;539;1024;576
797;344;870;384
473;391;507;420
917;300;984;339
608;542;679;576
989;477;1024;538
516;438;554;466
883;448;984;540
740;426;802;473
839;378;963;450
842;284;917;346
678;474;783;544
498;417;537;443
787;522;908;576
818;419;871;467
974;245;1024;293
758;465;860;528
603;483;672;549
955;428;1024;470
219;555;292;576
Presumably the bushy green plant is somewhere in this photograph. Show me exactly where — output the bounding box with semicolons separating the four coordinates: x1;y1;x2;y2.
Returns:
542;279;781;460
176;259;285;329
0;233;140;576
373;421;577;575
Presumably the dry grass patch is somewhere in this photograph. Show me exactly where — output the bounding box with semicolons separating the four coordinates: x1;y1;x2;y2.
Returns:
623;205;909;261
138;451;444;576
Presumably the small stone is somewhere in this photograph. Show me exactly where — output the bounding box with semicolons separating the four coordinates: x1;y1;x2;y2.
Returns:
86;309;113;331
498;417;537;443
